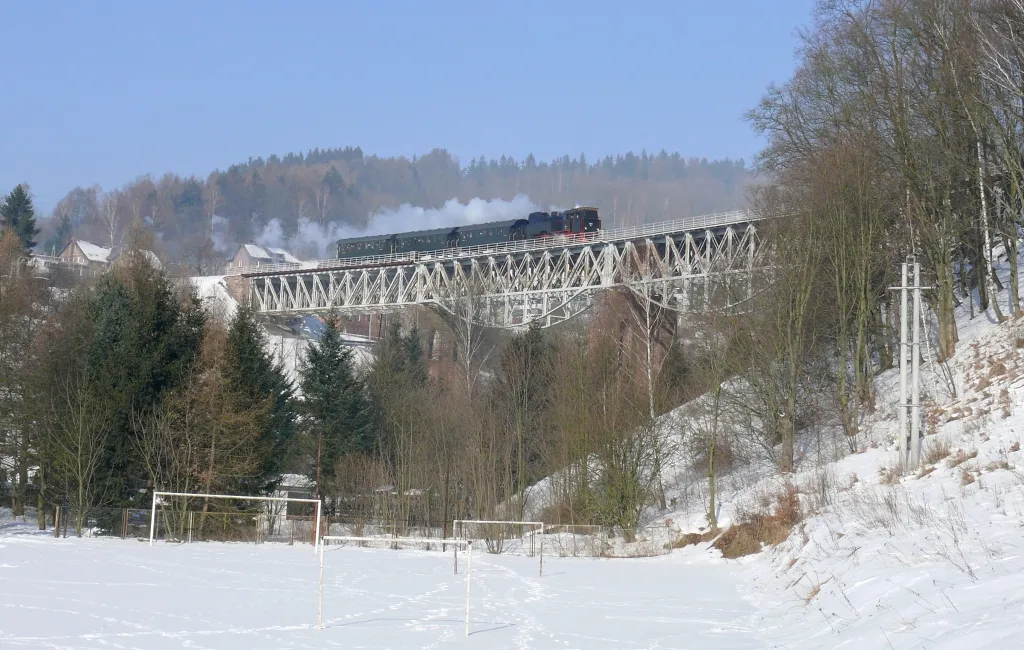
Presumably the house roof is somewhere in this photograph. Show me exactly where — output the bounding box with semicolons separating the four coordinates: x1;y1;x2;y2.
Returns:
110;247;163;269
240;244;300;264
73;240;112;263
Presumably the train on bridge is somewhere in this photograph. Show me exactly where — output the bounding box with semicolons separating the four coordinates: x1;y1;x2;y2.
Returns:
336;207;601;259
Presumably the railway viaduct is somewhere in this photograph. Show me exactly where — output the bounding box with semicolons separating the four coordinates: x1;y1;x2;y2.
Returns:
229;209;769;330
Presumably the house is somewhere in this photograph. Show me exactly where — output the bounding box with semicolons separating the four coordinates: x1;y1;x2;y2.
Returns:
226;244;301;272
57;239;112;268
109;247;163;270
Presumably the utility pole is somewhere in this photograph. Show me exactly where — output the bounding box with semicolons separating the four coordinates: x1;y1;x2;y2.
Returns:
891;258;930;469
898;262;909;460
911;262;923;468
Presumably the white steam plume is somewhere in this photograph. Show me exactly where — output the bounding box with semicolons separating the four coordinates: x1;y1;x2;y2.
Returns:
243;195;558;260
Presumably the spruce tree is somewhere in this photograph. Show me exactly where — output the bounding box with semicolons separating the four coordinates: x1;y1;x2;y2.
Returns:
402;324;428;383
299;318;370;496
0;185;40;254
53;214;72;253
225;304;297;493
85;260;205;506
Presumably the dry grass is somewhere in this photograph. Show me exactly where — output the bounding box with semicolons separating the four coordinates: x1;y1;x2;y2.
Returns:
961;470;976;486
948;449;978;468
986;459;1011;472
879;465;902;485
1010;441;1021;453
924;437;952;465
672;530;716;549
713;484;801;559
805;582;822;602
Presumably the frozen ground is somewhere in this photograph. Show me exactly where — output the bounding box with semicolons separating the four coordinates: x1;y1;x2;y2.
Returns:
0;530;761;649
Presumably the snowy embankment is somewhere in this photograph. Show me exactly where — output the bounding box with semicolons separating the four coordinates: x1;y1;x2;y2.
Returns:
655;251;1024;648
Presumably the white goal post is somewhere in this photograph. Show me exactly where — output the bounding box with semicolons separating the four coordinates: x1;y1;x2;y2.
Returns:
453;519;545;577
318;536;474;635
148;491;323;553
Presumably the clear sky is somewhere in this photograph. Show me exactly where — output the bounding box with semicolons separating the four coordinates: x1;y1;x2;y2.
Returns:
0;0;815;213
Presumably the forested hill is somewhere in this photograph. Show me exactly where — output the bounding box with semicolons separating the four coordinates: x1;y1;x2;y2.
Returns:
40;147;752;271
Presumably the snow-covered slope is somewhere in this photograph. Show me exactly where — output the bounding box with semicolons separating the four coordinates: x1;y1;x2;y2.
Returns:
654;252;1024;648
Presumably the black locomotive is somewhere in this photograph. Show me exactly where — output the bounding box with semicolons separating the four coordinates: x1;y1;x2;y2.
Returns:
336;207;601;259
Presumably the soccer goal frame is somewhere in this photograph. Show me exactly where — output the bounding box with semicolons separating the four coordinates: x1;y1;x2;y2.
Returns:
318;536;474;635
148;491;323;553
452;519;545;577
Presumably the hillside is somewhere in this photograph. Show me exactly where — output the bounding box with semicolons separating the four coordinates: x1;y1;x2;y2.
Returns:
631;256;1024;648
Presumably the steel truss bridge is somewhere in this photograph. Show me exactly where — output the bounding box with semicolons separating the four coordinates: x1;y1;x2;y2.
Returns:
237;209;770;329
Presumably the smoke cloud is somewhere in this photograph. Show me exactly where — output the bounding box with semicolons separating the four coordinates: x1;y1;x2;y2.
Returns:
234;195;558;261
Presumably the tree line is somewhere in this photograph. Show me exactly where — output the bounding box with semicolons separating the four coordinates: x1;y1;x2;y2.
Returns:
0;232;709;539
37;148;750;273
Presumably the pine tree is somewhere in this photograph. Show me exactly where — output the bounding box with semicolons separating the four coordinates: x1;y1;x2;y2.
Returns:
299;318;370;497
225;304;297;493
0;185;40;254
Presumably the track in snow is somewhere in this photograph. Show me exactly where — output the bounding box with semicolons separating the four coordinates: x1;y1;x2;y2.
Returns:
0;532;762;649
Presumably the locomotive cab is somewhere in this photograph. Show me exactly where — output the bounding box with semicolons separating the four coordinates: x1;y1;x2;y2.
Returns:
564;207;601;234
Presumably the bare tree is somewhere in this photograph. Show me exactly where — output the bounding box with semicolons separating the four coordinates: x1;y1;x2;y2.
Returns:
45;369;111;535
101;190;121;248
435;279;497;400
203;179;222;240
315;186;332;228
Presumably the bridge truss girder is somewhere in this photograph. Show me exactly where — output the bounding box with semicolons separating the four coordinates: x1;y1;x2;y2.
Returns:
246;224;766;330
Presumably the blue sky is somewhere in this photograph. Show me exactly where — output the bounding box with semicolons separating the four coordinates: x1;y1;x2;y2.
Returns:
0;0;815;213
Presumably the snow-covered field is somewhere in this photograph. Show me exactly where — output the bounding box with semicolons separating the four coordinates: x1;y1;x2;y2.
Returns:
9;265;1024;647
0;528;762;649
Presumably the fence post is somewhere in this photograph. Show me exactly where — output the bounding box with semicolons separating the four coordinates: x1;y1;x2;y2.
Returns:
465;540;473;636
314;501;322;553
148;492;158;546
317;538;325;630
539;524;544;578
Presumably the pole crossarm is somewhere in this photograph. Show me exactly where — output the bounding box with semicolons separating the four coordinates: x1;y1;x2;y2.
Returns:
243;213;768;329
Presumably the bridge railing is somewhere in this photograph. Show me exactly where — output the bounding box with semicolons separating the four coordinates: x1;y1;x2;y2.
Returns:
232;209;759;277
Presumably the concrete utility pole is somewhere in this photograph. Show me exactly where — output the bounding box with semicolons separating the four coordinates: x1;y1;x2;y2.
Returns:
911;262;923;468
892;258;929;468
898;262;909;460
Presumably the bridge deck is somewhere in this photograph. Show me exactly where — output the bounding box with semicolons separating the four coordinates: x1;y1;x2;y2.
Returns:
234;209;758;277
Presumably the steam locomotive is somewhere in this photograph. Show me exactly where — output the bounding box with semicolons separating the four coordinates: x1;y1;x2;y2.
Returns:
336;207;601;259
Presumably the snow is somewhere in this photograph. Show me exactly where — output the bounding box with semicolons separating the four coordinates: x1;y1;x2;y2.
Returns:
75;240;112;263
243;245;301;265
0;532;761;649
192;275;238;322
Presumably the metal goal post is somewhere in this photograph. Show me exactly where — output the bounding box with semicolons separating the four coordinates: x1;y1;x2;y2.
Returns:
452;519;545;577
318;536;474;635
148;491;323;553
